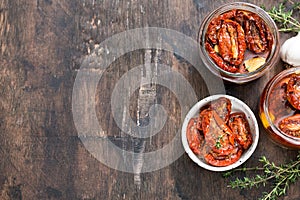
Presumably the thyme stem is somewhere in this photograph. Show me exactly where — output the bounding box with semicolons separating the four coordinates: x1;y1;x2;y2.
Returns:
268;13;300;30
262;0;300;33
225;152;300;200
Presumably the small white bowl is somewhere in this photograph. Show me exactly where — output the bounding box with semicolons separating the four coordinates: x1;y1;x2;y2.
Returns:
181;94;259;171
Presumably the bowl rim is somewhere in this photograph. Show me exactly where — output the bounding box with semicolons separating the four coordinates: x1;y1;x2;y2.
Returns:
197;2;280;84
181;94;259;171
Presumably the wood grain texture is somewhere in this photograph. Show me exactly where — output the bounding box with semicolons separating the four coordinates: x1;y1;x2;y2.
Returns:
0;0;299;199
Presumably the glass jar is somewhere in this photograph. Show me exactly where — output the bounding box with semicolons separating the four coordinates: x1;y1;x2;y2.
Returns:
259;67;300;149
198;2;280;84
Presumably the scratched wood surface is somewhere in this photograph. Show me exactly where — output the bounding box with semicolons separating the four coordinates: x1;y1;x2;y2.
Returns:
1;0;299;199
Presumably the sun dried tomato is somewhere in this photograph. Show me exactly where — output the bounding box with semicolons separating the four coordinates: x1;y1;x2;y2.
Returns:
217;19;246;66
244;13;273;53
286;74;300;110
205;42;239;72
210;97;231;123
204;9;273;73
279;114;300;137
206;10;237;44
228;112;253;149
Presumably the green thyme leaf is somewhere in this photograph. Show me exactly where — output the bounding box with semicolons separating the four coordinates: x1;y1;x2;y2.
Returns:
262;0;300;33
225;151;300;200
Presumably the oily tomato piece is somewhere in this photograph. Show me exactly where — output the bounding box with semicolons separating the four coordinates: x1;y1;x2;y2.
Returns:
186;118;204;155
279;114;300;137
217;19;246;66
228;112;253;149
286;74;300;110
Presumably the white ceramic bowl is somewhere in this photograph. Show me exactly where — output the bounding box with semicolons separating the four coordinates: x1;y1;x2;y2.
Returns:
181;94;259;171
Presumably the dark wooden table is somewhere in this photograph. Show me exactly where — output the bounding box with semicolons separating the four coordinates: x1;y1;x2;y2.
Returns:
1;0;299;199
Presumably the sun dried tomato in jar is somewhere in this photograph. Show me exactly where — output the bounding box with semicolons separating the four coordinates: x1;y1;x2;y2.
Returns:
199;2;279;84
205;9;273;73
260;68;300;149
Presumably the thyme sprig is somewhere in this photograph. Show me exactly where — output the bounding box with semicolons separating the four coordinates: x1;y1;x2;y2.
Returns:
224;152;300;200
262;0;300;33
